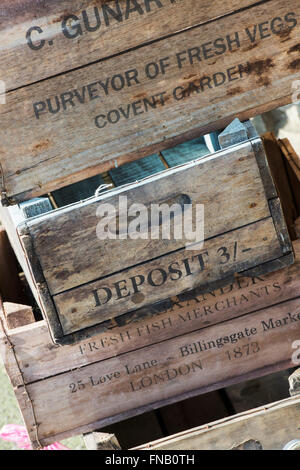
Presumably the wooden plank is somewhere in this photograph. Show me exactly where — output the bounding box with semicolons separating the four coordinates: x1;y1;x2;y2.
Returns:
1;239;299;386
8;299;300;448
278;138;300;215
0;0;260;92
52;217;285;336
134;395;300;450
262;133;298;239
20;142;271;296
1;0;300;201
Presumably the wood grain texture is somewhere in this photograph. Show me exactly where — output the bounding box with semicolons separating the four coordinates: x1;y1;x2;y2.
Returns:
134;395;300;450
262;133;298;239
0;239;299;386
21;142;270;295
53;218;284;335
4;299;300;448
0;0;260;91
1;0;300;201
3;302;35;329
278;138;300;215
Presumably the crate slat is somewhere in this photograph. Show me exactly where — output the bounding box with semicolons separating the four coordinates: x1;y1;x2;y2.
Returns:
1;0;300;202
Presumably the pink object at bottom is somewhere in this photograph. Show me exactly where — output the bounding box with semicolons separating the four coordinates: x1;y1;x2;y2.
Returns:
0;424;69;450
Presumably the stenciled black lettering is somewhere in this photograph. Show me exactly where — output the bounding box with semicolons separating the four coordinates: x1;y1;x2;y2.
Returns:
62;15;83;39
26;26;45;51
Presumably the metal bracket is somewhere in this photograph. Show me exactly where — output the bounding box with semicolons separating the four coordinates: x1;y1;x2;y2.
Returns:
218;118;259;149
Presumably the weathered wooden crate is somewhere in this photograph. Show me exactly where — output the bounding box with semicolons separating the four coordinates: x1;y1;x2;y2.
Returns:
0;240;299;448
0;128;294;344
1;0;300;202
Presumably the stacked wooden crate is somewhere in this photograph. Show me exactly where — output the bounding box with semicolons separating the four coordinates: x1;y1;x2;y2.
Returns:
0;0;300;449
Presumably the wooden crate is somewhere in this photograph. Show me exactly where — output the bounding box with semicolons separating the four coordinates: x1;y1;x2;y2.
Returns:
1;0;300;202
0;131;294;344
0;239;299;449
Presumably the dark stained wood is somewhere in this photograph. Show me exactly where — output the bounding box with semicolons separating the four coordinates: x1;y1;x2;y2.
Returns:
262;133;298;240
134;396;300;450
278;138;300;215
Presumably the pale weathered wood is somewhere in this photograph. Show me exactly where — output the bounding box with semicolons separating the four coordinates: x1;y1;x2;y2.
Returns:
0;239;299;385
0;0;260;92
1;1;300;201
134;395;300;450
83;432;121;450
230;440;263;450
15;300;300;447
3;302;35;329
